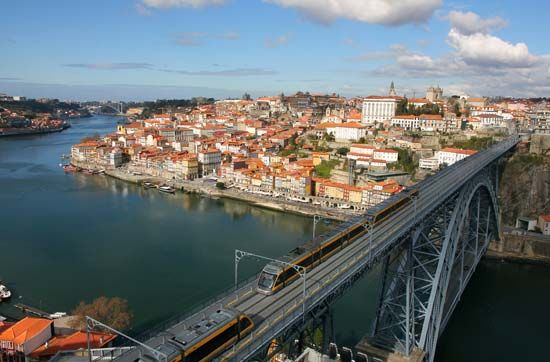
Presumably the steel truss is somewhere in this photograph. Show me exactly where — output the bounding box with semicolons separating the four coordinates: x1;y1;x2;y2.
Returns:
370;170;500;362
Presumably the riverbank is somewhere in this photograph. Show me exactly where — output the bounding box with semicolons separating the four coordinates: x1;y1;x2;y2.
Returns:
486;227;550;265
70;160;354;221
0;124;70;137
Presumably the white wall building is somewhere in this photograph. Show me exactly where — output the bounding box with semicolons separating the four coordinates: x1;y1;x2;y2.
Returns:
419;156;439;170
373;149;399;163
437;147;476;166
326;123;367;141
391;115;420;130
361;96;401;125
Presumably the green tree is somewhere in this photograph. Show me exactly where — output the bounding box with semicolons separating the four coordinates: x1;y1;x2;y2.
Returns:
336;147;350;156
396;98;409;115
314;159;340;178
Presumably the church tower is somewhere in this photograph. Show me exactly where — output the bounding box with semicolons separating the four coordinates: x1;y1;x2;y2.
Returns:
389;81;396;96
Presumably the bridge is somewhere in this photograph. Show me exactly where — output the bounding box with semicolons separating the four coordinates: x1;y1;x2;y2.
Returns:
84;102;125;116
86;137;519;362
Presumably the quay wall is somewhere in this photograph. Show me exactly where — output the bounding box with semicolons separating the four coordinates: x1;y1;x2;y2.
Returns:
70;160;351;221
486;229;550;264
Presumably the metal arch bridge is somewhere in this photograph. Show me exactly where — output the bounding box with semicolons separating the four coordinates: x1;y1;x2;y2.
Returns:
109;137;519;362
85;102;125;116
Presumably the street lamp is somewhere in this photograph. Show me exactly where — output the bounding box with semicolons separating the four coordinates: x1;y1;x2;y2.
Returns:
313;214;323;239
234;249;308;322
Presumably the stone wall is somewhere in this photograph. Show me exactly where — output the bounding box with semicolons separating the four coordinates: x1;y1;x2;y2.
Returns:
487;229;550;264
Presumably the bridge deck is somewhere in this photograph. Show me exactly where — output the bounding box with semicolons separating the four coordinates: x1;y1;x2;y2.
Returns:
113;137;518;362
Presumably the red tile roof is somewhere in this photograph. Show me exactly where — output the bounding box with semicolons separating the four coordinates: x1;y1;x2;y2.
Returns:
0;317;52;346
30;331;116;357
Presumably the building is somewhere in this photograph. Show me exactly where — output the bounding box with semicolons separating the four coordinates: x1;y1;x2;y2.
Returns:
419;114;445;132
361;96;401;125
30;331;116;360
0;317;53;357
437;147;476;166
373;149;398;163
467;97;487;108
324;123;367;141
426;86;443;102
538;215;550;235
419;156;439;170
388;81;396;96
391;115;420;130
198;148;222;177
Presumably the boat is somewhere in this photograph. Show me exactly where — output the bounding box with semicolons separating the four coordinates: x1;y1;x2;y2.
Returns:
0;283;11;301
97;169;106;175
158;185;176;194
82;169;94;175
143;181;157;189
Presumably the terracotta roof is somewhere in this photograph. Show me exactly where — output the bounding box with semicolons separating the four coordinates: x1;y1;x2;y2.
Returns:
30;331;116;357
440;147;477;155
0;317;52;346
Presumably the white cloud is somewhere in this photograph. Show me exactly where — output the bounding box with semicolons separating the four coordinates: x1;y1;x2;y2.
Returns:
175;32;208;46
446;11;507;35
142;0;226;8
265;34;290;48
265;0;441;25
447;28;537;67
135;3;152;16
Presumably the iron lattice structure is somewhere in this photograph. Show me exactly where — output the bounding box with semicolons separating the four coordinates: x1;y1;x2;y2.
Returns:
370;168;501;362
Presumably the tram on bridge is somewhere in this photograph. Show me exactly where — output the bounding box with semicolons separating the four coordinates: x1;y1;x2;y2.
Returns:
256;188;419;295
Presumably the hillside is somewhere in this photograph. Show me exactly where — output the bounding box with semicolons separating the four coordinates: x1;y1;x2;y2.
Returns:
499;153;550;225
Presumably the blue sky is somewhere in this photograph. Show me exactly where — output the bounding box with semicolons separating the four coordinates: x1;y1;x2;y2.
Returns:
1;0;549;100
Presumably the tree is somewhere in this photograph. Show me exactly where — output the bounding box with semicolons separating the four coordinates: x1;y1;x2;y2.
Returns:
453;102;462;117
69;297;132;331
242;93;252;101
336;147;350;156
396;98;408;115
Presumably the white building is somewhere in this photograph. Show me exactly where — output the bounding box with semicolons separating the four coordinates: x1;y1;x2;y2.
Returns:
361;96;401;125
419;156;439;170
349;144;376;156
437;147;476;166
391;115;420;130
325;122;367;141
373;149;399;163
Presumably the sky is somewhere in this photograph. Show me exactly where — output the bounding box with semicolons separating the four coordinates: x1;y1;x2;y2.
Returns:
1;0;549;101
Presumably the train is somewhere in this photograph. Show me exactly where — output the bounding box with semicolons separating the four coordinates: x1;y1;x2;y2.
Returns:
134;308;254;362
256;188;419;295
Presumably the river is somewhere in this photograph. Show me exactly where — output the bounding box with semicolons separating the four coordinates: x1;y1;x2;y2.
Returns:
0;115;547;361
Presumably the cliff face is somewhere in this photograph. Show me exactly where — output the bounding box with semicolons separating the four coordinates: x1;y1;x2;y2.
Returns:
499;153;550;225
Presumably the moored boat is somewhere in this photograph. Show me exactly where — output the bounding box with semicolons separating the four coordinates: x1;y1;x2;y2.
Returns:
158;185;176;194
0;283;11;301
143;181;157;189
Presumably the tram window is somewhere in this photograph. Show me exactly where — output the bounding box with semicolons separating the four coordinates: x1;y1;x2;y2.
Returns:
185;323;238;362
239;317;252;331
258;272;277;289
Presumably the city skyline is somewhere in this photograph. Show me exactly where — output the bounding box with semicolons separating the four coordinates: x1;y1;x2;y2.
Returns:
1;0;550;100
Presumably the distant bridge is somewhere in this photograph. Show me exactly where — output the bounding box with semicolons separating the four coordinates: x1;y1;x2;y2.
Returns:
85;102;125;116
86;137;518;362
